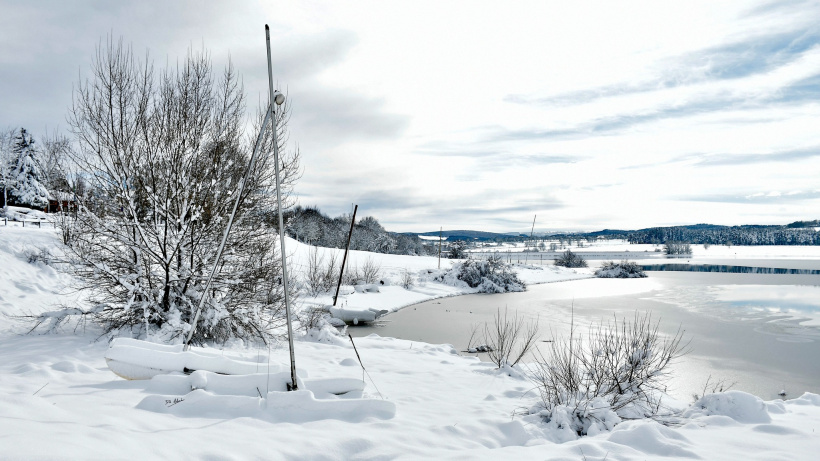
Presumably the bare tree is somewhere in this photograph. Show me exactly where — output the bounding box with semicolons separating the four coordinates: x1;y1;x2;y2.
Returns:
38;130;72;212
47;37;300;344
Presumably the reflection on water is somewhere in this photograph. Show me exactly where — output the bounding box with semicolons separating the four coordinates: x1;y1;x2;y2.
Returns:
642;264;820;274
351;271;820;401
712;284;820;325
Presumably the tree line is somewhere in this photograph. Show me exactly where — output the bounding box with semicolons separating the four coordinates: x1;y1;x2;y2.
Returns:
626;225;820;246
286;205;435;256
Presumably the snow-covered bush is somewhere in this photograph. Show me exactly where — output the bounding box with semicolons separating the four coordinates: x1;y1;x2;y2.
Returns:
435;255;526;293
595;261;647;278
530;312;687;436
554;250;587;268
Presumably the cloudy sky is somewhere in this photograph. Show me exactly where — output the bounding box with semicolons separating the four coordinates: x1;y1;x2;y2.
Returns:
2;1;819;233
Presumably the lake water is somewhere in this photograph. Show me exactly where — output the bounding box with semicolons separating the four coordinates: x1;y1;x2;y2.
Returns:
350;271;820;402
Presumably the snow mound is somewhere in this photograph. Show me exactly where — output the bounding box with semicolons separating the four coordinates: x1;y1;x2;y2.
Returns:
137;387;396;422
789;392;820;406
530;398;623;443
607;421;698;458
684;390;772;424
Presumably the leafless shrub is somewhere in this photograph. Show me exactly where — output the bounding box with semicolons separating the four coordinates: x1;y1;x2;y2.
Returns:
304;246;326;297
53;211;78;246
531;311;688;433
360;256;382;284
483;307;539;368
342;262;361;286
691;375;736;403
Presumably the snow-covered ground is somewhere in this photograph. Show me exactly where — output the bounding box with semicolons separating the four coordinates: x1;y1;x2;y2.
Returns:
2;225;820;459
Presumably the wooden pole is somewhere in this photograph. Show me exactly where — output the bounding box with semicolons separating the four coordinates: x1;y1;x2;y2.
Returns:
333;204;358;306
438;227;442;269
530;214;536;248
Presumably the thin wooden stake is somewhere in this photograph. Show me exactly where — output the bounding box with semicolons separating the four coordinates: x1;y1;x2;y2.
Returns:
333;204;358;306
438;227;442;269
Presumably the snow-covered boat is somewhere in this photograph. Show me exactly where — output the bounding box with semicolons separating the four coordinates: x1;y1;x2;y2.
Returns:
105;338;370;395
328;306;389;325
104;338;284;380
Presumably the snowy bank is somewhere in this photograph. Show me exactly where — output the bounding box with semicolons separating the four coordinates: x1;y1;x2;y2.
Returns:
2;225;820;459
2;329;820;460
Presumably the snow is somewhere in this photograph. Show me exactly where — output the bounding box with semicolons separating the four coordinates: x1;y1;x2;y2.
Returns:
683;390;772;424
1;205;50;222
2;224;820;459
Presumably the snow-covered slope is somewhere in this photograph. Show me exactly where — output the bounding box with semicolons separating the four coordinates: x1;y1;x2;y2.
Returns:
2;224;820;460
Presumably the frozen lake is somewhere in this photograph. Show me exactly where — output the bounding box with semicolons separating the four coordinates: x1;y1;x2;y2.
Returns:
351;269;820;402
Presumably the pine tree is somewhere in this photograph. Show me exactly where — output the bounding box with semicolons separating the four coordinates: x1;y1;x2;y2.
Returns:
11;128;49;209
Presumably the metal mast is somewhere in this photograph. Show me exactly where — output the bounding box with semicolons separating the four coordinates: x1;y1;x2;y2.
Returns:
266;24;298;391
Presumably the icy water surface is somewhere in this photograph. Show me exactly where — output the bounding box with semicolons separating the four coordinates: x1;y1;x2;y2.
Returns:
351;271;820;401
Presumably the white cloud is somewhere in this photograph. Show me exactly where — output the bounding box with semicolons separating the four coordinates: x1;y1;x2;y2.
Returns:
2;0;820;232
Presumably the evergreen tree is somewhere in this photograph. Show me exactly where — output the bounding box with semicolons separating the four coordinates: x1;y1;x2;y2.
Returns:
11;128;49;209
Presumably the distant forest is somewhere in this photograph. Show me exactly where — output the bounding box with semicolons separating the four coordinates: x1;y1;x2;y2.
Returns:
624;223;820;246
285;206;435;255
